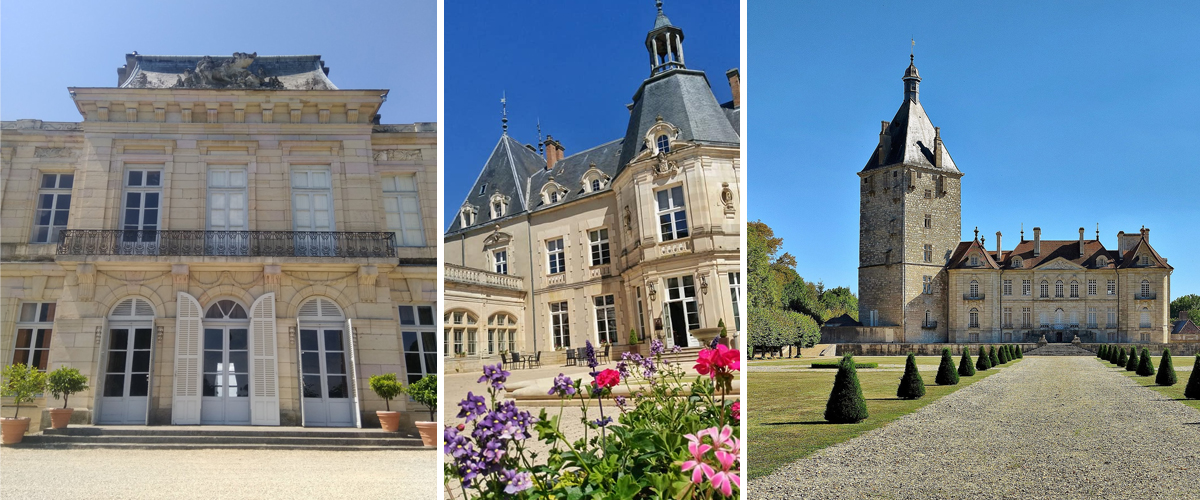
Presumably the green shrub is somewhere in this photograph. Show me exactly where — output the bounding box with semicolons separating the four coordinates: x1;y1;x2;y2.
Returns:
1185;355;1200;400
368;373;404;411
958;349;976;377
825;355;869;423
406;374;438;422
1110;345;1121;364
989;346;999;367
718;319;728;338
935;348;959;386
1125;347;1138;371
998;345;1009;365
1;364;47;419
1098;345;1107;358
811;361;878;369
1155;349;1177;386
976;346;991;371
896;353;926;399
1015;345;1023;359
1136;348;1155;377
1117;347;1129;367
46;367;89;409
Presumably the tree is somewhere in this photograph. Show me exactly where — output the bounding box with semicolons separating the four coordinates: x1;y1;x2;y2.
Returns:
1098;345;1107;359
1170;294;1200;323
998;345;1009;365
1156;349;1177;386
46;367;89;409
406;374;438;422
958;349;976;377
1014;345;1023;359
1;364;47;419
1185;355;1200;400
989;346;1000;367
369;373;404;412
1117;347;1129;367
976;346;991;371
897;353;926;399
936;348;960;385
825;355;869;423
1109;345;1120;364
1136;348;1156;377
1125;347;1138;372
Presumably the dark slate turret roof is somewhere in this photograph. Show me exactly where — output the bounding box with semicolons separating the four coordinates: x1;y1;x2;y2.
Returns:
528;139;624;211
862;98;959;174
618;69;741;172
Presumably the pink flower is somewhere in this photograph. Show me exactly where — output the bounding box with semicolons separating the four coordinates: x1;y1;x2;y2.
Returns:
731;401;741;420
594;368;621;389
694;345;741;378
681;432;715;484
707;468;740;497
679;426;740;496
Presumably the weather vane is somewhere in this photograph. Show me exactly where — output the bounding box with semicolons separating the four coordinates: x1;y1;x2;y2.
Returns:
501;92;508;134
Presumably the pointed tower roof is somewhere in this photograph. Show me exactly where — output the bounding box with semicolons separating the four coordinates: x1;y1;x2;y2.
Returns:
447;134;547;235
862;57;960;174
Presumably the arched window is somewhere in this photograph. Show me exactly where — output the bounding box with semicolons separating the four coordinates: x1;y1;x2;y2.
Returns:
205;299;248;319
1069;281;1079;299
1140;280;1150;298
1055;280;1064;298
591;179;601;192
969;308;979;328
1039;281;1050;298
1054;309;1065;328
969;280;980;298
487;313;518;354
1011;257;1023;269
550;191;559;203
111;297;156;319
1140;308;1151;328
1095;256;1107;267
297;297;344;321
444;311;478;356
656;134;670;154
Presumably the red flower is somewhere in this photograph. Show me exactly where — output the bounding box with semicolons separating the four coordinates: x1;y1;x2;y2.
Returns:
694;345;741;377
731;401;741;420
594;368;621;389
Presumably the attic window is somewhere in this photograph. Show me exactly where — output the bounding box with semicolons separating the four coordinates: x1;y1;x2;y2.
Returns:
1139;255;1150;266
970;255;979;267
550;192;560;203
479;184;487;195
1012;257;1023;269
656;135;670;154
1096;257;1107;267
591;180;601;192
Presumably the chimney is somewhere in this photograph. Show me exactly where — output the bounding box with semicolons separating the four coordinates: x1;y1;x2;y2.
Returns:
995;231;1002;261
1079;227;1086;258
543;135;563;170
933;127;943;169
878;121;891;166
1033;227;1042;257
725;68;741;108
1141;226;1149;242
1182;310;1190;322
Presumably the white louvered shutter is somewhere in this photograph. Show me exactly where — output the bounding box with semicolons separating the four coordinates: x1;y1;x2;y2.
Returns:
249;293;280;426
347;318;362;429
172;292;203;425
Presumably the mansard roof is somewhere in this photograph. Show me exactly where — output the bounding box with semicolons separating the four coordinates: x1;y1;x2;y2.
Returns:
618;69;741;172
528;139;624;211
116;53;338;90
862;98;959;174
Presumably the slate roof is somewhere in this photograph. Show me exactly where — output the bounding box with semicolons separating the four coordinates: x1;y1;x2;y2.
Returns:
528;139;624;212
618;69;741;172
1171;319;1200;335
449;135;547;233
116;53;338;90
862;97;959;174
824;313;861;327
948;235;1171;270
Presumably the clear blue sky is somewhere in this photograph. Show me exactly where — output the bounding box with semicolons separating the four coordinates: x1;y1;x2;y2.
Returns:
749;1;1200;298
443;0;739;229
0;0;435;123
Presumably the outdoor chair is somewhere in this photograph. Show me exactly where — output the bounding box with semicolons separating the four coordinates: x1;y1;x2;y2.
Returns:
511;352;526;370
565;349;577;366
577;347;587;365
528;351;542;369
598;344;611;364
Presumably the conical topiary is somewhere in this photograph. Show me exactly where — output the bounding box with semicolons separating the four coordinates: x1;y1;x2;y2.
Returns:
1117;347;1128;367
1156;349;1177;386
1098;345;1106;359
936;348;960;385
1185;354;1200;400
958;348;976;377
998;345;1010;364
897;353;926;399
1136;348;1155;376
989;346;1000;367
976;346;991;371
1015;345;1023;359
1105;345;1115;363
1110;345;1121;364
1125;347;1138;371
825;354;869;423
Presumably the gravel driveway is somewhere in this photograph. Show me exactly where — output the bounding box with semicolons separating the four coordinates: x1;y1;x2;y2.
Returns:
749;356;1200;500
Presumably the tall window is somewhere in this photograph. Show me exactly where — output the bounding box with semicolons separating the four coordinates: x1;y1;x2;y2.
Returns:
656;134;670;154
1069;281;1079;298
551;301;570;349
1088;279;1097;296
594;295;617;344
487;314;517;355
924;214;931;228
1003;307;1013;328
656;186;689;241
1021;307;1032;328
1003;280;1013;296
636;287;648;343
1039;311;1049;328
291;168;333;232
1140;280;1150;298
589;229;610;266
969;280;980;298
460;209;475;228
665;276;701;333
1039;281;1049;298
923;245;933;263
383;175;426;247
546;238;565;275
32;173;73;243
13;303;55;371
1140;308;1151;328
550;191;560;203
729;273;742;331
923;275;932;294
1055;280;1064;298
970;255;979;267
122;168;162;242
969;308;980;328
1106;308;1117;328
925;310;933;327
207;168;248;255
1107;280;1116;296
1022;280;1032;296
399;305;435;384
591;179;601;192
493;250;508;275
1087;308;1097;328
443;311;477;357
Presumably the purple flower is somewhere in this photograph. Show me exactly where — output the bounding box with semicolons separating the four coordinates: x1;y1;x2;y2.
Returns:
457;391;487;421
549;373;576;397
591;415;613;427
585;340;599;370
616;361;630;378
615;395;627;407
671;345;683;353
650;339;665;356
478;363;510;390
502;469;534;494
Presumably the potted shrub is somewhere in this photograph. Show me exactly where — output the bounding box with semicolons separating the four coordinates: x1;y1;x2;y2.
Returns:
406;374;438;446
46;367;89;429
369;373;404;432
718;319;731;347
2;363;48;445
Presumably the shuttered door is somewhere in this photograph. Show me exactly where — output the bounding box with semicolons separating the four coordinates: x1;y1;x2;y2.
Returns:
249;293;280;426
172;292;203;425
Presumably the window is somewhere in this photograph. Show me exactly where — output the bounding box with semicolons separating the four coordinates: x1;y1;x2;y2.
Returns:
1097;256;1108;267
924;214;931;229
1107;280;1116;296
923;189;932;199
32;173;73;243
969;280;979;298
1087;308;1097;328
383;175;426;246
551;301;570;349
1069;281;1079;298
1140;280;1150;298
1040;281;1049;298
1003;307;1013;328
656;134;670;154
207;167;247;233
1022;280;1032;296
656;186;689;241
1140;308;1150;328
1003;280;1013;296
291;167;333;233
1140;255;1150;266
479;184;487;195
924;310;933;327
1054;280;1064;298
591;179;601;192
923;275;933;294
487;314;517;355
970;255;979;266
1039;312;1049;328
665;276;702;333
969;308;979;328
594;295;617;344
546;238;565;274
1107;308;1117;328
460;208;476;228
1088;279;1097;296
589;229;610;266
1021;307;1032;328
636;287;648;343
122;168;163;243
204;300;248;319
494;250;508;275
729;273;742;331
1069;311;1078;327
443;311;477;357
923;245;933;263
13;303;55;370
399;305;436;384
1012;257;1023;269
550;191;560;203
492;201;504;219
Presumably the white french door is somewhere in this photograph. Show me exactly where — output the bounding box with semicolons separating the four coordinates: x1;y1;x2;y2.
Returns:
200;326;251;425
207;168;248;255
98;326;153;424
119;169;162;254
291;169;335;257
664;276;701;348
299;327;354;427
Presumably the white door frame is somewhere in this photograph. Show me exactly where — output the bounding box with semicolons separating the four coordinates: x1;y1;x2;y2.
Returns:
97;320;155;425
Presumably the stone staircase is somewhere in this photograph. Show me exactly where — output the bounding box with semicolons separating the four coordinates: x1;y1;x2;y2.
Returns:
1024;343;1095;356
12;425;428;451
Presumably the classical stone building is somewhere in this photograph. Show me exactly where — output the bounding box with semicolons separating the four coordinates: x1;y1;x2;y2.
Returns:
1;53;438;430
825;56;1174;345
444;5;741;371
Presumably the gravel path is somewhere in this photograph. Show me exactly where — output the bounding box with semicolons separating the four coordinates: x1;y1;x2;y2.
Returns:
749;357;1200;500
0;448;435;499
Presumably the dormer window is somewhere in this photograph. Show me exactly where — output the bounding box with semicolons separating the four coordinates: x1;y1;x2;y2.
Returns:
969;255;979;267
642;118;680;161
488;193;510;220
550;192;560;203
1012;257;1023;269
540;179;568;206
459;205;478;229
581;165;610;193
479;184;487;195
656;134;670;154
1139;254;1150;266
492;201;503;218
591;179;601;191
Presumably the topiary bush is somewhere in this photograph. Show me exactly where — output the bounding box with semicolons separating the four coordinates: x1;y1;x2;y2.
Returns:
1185;354;1200;400
897;353;926;399
958;349;976;377
998;345;1010;365
1125;347;1138;371
1098;345;1107;359
1;363;47;419
406;373;438;422
1015;345;1023;359
368;373;404;411
936;348;959;385
989;346;999;367
825;355;869;423
46;367;89;409
1117;347;1129;367
1136;348;1155;377
1155;349;1177;386
976;346;991;371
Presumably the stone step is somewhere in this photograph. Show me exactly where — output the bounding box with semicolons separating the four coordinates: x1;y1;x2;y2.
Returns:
14;425;429;450
1025;344;1095;356
20;434;421;447
5;442;408;451
41;426;408;439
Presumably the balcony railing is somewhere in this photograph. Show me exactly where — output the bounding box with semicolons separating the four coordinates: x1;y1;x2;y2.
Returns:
963;293;985;300
57;230;396;258
921;321;937;329
1134;293;1156;300
444;263;525;291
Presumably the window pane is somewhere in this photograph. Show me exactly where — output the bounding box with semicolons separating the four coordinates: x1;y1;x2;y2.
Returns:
327;376;349;398
128;171;143;186
110;329;130;350
399;306;416;325
229;329;248;350
300;330;318;351
58;174;74;189
418;306;434;326
129;374;149;397
402;331;420;352
42;174;58;189
105;375;126;397
671;186;684;206
301;352;320;374
107;351;128;373
325;352;346;374
204;351;222;373
324;330;344;351
302;375;321;398
19;304;37;323
227;352;248;373
421;331;436;350
203;329;222;350
145;171;161;186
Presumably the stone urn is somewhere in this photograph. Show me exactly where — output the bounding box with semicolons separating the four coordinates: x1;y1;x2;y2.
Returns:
415;421;437;447
1;417;31;445
1071;335;1082;345
690;327;723;348
1037;334;1048;347
48;408;75;429
376;410;401;432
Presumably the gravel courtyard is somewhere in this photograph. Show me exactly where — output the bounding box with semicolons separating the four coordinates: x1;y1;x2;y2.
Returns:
0;448;436;499
749;356;1200;500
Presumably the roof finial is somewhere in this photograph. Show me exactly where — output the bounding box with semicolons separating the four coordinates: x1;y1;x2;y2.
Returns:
974;226;979;241
501;92;508;134
537;118;544;156
1021;223;1025;240
1096;223;1100;241
910;37;915;63
657;0;664;15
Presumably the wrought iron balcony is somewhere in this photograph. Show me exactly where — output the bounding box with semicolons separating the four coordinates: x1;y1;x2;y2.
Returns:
1134;293;1156;300
57;230;396;258
963;293;985;300
921;321;938;329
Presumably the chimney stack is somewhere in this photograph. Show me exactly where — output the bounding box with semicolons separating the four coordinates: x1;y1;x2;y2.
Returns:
1079;227;1086;258
1182;310;1190;322
933;127;943;169
878;121;891;166
726;68;741;108
1033;227;1042;257
1141;226;1149;242
543;135;563;170
995;231;1002;261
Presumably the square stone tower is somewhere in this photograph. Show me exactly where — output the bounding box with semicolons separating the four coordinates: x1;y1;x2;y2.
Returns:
857;57;963;342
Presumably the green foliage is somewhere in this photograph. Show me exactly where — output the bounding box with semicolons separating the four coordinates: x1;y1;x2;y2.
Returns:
369;373;404;412
976;346;991;371
1109;345;1120;364
1170;294;1200;323
1099;345;1107;359
1156;349;1177;386
896;353;926;399
1125;347;1138;371
935;349;960;386
997;345;1009;365
1;364;48;419
718;319;728;338
825;355;869;423
1117;347;1129;367
1185;355;1200;400
748;306;819;349
811;361;878;369
1015;345;1023;359
46;367;89;409
988;346;999;367
1136;348;1155;377
406;374;437;421
958;349;976;377
629;328;638;345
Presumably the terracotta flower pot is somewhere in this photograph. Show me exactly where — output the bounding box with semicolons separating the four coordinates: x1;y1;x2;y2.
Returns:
376;410;401;432
1;417;31;445
48;408;75;429
415;421;437;447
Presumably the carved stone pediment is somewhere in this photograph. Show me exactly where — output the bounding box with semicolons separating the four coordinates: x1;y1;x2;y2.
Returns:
1037;257;1084;270
374;149;423;161
483;226;513;247
163;52;288;90
35;147;74;158
651;151;679;178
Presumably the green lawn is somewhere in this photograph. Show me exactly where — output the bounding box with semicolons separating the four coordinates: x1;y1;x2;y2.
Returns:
1101;359;1200;412
747;355;1016;479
